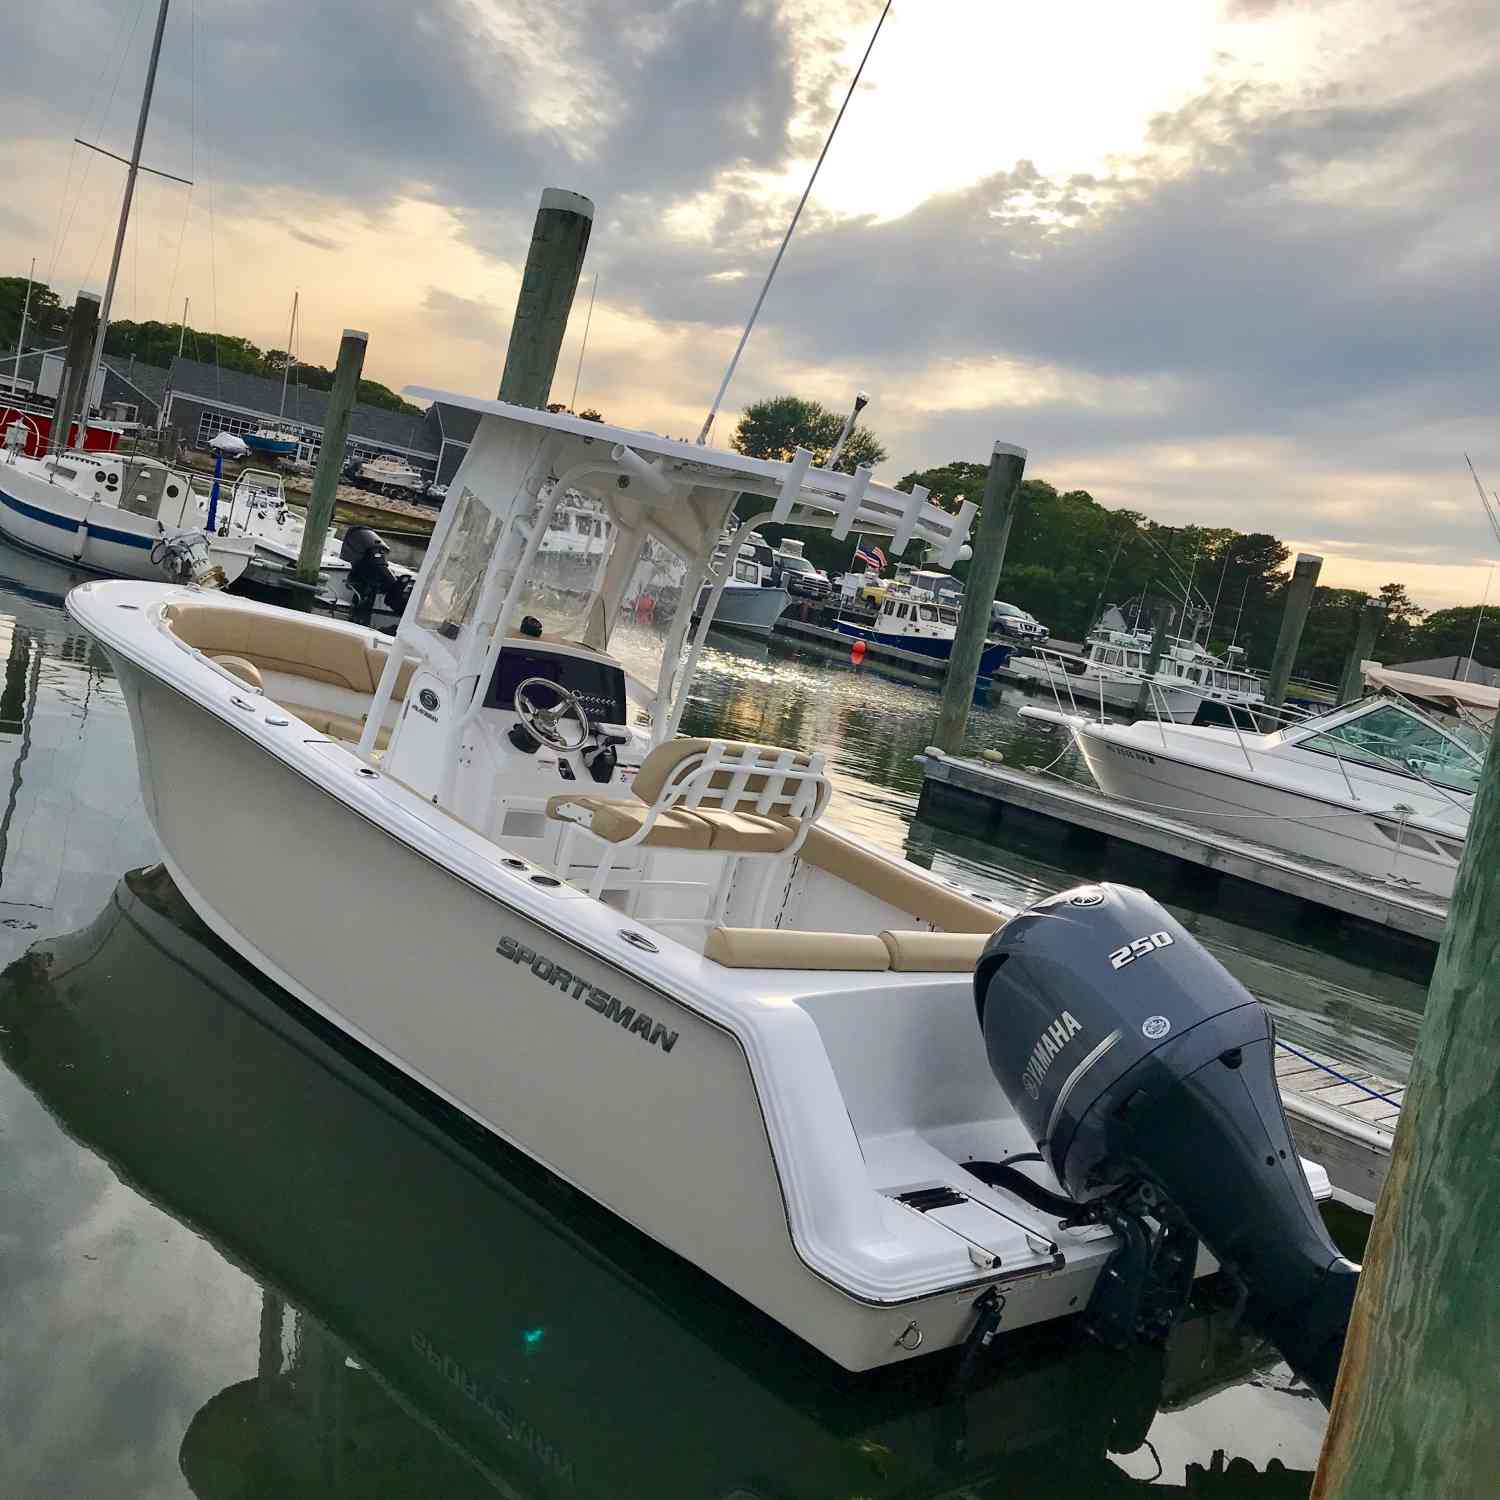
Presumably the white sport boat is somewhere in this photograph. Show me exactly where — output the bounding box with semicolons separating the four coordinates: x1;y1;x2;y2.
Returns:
356;453;427;497
1008;629;1264;722
1023;692;1481;898
68;399;1351;1395
692;531;789;636
0;433;254;586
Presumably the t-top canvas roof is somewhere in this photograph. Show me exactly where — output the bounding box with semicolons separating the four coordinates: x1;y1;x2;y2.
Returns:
404;391;980;570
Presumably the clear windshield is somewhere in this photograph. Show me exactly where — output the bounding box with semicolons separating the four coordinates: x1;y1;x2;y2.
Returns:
1302;702;1483;794
610;532;692;723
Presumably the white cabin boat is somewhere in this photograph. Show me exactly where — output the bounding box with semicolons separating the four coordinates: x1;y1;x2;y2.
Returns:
692;530;790;636
1009;628;1264;721
356;454;427;496
67;398;1342;1385
0;435;253;586
834;580;1009;675
1022;691;1480;898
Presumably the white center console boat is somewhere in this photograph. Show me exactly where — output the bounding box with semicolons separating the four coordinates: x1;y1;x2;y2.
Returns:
67;400;1352;1396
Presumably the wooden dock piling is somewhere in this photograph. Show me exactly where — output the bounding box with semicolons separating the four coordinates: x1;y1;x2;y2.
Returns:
51;291;100;453
1313;657;1500;1494
499;189;594;409
1337;599;1386;705
295;328;367;585
935;441;1026;752
1266;552;1323;707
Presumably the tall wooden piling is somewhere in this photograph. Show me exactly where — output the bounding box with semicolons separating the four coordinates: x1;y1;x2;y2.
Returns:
935;442;1027;752
296;329;367;585
1337;599;1386;705
1135;609;1172;713
51;292;100;452
1265;552;1323;708
498;189;594;409
1312;693;1500;1495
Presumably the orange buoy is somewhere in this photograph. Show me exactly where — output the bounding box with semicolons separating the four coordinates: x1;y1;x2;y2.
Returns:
850;638;867;665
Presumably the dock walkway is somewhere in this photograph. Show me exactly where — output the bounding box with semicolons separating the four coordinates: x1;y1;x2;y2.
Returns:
1276;1044;1399;1211
917;748;1447;944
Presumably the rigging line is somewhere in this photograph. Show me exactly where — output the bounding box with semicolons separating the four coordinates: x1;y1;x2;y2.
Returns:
163;0;198;330
1463;455;1500;551
696;0;893;445
71;0;154;290
569;272;598;414
47;0;147;282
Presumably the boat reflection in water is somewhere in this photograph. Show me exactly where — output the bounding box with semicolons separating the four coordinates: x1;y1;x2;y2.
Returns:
0;868;1318;1498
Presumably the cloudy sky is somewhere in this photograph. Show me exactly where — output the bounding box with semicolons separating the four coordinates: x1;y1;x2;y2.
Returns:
4;0;1497;606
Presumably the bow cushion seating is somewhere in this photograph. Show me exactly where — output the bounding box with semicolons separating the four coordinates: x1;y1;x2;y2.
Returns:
210;654;263;689
282;705;393;753
704;927;891;971
162;601;418;699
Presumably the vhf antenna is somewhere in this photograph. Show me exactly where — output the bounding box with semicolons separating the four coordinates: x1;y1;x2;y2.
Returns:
696;1;893;445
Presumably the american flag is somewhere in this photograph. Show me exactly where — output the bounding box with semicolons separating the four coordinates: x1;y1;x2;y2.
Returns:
853;543;886;571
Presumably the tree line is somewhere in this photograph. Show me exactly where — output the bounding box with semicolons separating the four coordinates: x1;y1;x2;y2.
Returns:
732;394;1490;682
0;274;419;415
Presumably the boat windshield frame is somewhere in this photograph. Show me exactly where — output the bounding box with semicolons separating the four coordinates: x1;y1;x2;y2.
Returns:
358;397;978;761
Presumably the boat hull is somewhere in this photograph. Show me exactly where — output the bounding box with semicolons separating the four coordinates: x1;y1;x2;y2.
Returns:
93;641;1094;1370
244;435;298;457
0;474;251;583
833;619;1010;676
1072;722;1461;898
1007;656;1206;719
693;582;790;637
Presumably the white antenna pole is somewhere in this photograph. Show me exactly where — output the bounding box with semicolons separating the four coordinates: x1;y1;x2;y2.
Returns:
177;296;188;360
278;290;298;418
86;0;172;423
826;388;869;471
696;0;893;445
1465;563;1494;681
13;258;34;390
569;272;598;413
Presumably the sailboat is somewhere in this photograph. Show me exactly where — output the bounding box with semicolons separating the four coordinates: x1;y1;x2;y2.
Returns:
244;291;303;458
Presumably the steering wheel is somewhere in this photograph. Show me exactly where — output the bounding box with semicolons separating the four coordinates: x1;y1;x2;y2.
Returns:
514;677;591;752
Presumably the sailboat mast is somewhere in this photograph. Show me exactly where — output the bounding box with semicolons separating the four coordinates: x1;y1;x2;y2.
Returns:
84;0;172;425
12;258;34;389
177;296;189;360
278;291;298;419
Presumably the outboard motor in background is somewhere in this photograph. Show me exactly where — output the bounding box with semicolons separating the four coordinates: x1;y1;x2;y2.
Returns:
972;883;1358;1405
340;527;413;622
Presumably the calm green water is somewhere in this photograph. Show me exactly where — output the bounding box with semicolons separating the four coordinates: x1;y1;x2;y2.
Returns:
0;554;1402;1496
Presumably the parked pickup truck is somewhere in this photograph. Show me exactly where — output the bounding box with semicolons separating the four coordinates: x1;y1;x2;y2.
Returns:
990;599;1049;643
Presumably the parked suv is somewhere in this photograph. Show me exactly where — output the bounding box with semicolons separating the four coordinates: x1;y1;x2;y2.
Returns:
990;600;1049;643
775;550;832;601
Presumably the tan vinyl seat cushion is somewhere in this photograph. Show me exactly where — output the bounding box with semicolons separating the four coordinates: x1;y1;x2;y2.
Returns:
283;704;392;752
546;795;713;850
879;930;992;972
163;601;416;699
692;809;797;853
798;826;1004;934
210;654;262;689
704;927;891;971
632;737;817;816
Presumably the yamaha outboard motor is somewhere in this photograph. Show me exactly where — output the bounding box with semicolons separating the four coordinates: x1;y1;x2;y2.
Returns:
340;527;413;620
974;883;1358;1405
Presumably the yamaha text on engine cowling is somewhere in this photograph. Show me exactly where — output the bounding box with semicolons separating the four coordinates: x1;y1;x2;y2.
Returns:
972;883;1358;1404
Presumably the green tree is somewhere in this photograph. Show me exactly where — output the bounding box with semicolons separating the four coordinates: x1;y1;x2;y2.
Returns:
1412;606;1500;666
732;395;887;474
0;276;67;350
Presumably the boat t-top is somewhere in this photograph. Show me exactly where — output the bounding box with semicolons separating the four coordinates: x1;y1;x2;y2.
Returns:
67;398;1355;1397
1009;625;1265;721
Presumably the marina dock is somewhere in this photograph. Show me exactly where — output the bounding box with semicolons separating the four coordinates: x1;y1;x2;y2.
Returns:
916;747;1447;945
1276;1045;1399;1212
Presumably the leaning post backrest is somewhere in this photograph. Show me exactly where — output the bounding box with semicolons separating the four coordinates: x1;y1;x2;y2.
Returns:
631;738;832;841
